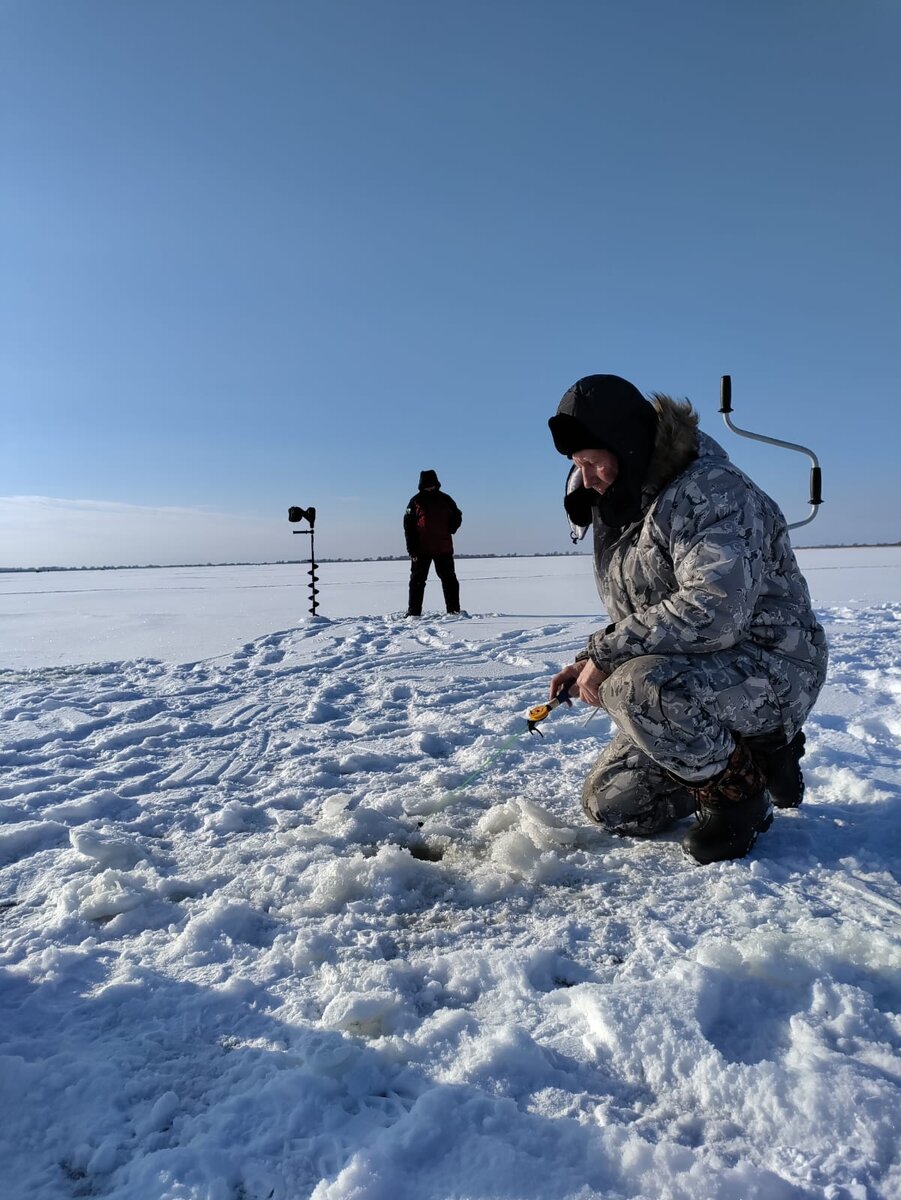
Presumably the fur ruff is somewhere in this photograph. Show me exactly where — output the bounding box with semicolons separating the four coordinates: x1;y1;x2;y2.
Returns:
644;393;700;495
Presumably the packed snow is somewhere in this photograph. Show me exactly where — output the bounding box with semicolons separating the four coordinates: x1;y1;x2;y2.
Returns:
1;550;899;1200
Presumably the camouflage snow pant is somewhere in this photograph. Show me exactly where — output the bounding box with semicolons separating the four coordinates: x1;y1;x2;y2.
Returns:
582;646;824;836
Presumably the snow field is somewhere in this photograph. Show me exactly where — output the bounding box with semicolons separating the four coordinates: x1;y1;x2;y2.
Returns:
0;589;900;1198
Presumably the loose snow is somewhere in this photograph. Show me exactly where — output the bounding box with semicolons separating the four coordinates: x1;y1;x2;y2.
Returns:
1;551;899;1199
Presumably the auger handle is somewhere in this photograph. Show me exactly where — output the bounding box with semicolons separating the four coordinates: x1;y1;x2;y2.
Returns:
809;466;822;507
720;375;732;414
718;375;822;529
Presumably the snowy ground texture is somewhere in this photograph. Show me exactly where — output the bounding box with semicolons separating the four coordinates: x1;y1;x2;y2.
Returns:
1;552;900;1200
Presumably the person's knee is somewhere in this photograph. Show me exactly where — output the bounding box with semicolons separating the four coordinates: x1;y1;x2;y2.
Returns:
581;781;642;833
581;783;680;837
602;655;668;720
581;761;686;837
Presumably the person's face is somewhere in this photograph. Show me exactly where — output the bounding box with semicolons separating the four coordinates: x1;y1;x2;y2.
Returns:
572;448;619;495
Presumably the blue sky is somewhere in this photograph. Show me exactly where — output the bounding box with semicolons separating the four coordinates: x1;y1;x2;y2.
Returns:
2;0;899;567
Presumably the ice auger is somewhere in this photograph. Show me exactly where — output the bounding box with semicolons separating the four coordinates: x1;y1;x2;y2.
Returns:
720;375;823;529
288;505;320;615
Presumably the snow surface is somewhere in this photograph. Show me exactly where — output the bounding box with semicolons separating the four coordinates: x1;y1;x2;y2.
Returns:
1;551;899;1199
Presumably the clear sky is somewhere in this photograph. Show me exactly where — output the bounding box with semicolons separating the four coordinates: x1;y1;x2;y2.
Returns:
2;0;899;568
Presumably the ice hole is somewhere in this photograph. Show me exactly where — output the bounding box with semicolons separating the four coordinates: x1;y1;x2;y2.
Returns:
408;842;444;863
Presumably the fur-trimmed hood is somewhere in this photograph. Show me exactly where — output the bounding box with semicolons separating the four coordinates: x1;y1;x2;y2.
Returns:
643;393;702;494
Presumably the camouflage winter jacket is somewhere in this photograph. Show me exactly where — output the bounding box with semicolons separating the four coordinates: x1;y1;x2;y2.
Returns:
568;397;828;687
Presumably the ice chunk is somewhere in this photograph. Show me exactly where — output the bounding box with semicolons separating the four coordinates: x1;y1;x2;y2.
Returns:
321;990;403;1038
70;828;147;870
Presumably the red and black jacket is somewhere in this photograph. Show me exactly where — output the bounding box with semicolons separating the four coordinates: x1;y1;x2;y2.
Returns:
404;490;462;557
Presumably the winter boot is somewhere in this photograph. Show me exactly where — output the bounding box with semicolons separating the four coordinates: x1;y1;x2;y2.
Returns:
681;738;773;865
746;730;806;808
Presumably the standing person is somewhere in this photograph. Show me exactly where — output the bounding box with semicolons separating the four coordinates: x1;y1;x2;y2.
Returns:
546;374;827;864
404;469;463;617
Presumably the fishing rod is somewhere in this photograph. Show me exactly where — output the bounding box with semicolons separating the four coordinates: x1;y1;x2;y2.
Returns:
719;375;823;529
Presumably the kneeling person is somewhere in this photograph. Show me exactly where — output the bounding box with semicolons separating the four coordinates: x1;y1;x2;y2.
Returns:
547;375;827;864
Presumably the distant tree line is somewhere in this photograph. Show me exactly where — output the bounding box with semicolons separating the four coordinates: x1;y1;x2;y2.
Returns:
2;543;898;574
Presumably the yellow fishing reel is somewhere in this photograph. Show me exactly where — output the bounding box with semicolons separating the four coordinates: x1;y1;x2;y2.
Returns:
526;686;573;735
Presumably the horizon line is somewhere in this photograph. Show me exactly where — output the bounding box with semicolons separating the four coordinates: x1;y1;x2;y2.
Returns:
3;543;900;574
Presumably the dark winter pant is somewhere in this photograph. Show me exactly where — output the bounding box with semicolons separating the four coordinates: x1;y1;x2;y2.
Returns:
407;554;460;616
582;647;823;836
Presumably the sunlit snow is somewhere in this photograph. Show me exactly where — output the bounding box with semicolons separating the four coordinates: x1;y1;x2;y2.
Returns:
1;550;899;1199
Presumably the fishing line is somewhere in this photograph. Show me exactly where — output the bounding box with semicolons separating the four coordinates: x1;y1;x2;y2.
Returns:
407;685;602;817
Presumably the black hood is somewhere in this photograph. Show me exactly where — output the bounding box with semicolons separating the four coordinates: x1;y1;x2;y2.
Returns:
418;469;440;490
549;374;657;528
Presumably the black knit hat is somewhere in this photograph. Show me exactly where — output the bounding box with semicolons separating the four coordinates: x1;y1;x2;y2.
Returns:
549;375;657;527
418;469;440;490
